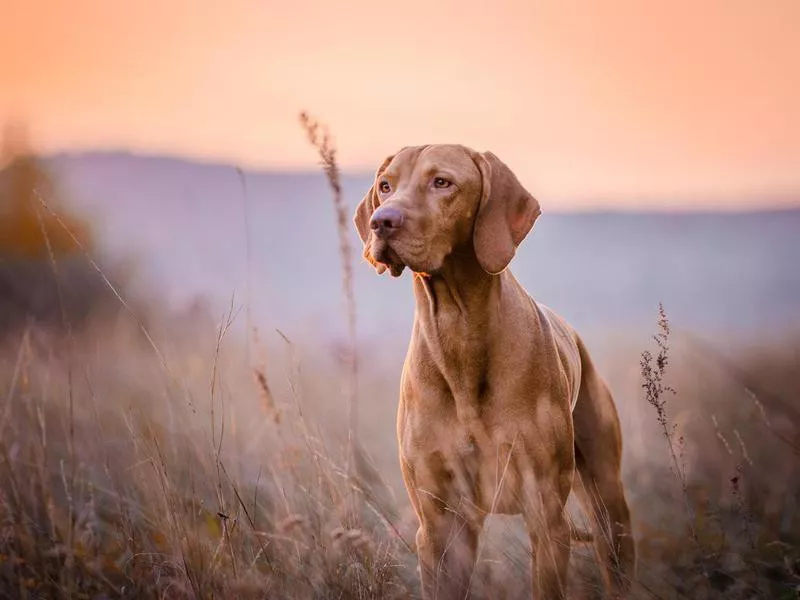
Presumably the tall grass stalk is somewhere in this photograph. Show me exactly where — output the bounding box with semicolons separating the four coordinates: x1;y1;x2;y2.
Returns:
298;112;359;479
640;303;699;546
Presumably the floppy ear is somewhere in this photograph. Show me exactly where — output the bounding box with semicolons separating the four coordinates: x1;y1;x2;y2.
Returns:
353;154;395;274
472;151;541;275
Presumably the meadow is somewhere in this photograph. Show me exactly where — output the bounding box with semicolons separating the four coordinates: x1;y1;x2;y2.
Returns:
1;136;799;599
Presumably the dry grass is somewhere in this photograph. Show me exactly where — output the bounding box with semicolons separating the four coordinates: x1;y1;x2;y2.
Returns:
0;318;417;599
629;317;800;599
298;112;360;485
3;306;799;599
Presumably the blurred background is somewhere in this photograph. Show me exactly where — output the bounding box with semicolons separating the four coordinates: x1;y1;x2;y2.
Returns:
1;1;799;597
3;0;798;338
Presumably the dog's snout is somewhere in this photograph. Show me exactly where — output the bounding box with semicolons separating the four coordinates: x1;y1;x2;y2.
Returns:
370;206;404;238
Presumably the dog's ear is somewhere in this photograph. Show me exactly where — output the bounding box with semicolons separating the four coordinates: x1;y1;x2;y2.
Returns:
353;153;395;274
472;151;541;275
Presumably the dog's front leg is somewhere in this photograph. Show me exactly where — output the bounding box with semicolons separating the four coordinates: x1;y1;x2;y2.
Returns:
415;506;482;600
402;455;483;600
521;434;575;600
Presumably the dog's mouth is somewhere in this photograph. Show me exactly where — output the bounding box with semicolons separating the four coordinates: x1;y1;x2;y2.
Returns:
372;239;406;277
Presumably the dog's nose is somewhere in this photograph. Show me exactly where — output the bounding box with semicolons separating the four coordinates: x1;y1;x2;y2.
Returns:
370;206;403;238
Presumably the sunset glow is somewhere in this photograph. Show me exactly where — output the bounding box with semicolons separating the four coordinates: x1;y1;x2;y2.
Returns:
2;0;799;208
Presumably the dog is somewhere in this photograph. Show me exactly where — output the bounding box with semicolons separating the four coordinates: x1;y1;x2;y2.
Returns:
353;145;635;599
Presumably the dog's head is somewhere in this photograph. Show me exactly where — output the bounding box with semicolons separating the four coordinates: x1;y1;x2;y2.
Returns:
353;144;541;277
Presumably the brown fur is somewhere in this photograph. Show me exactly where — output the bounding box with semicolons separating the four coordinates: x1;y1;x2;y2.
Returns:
354;145;635;599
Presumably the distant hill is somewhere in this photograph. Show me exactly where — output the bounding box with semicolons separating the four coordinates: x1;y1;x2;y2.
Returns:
36;151;800;345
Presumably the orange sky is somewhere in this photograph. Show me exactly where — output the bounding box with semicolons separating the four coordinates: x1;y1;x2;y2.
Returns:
2;0;799;208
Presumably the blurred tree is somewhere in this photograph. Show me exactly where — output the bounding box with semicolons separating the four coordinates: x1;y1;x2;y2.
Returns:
0;121;92;258
0;121;106;335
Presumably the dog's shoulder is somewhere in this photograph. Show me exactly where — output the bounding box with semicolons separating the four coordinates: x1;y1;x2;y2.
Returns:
532;300;582;411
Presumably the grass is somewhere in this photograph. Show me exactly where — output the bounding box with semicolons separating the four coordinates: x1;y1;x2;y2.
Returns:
1;126;799;598
631;317;800;599
0;319;416;599
298;111;360;487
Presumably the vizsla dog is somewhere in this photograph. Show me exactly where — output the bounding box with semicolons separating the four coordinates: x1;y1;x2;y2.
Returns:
353;145;635;599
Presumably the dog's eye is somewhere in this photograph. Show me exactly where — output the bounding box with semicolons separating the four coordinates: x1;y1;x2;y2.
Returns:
378;181;391;194
433;177;451;189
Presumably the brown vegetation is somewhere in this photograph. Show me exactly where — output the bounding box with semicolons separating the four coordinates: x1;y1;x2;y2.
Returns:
0;122;128;337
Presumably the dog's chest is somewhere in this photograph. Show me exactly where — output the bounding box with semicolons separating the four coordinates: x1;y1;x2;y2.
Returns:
400;416;524;515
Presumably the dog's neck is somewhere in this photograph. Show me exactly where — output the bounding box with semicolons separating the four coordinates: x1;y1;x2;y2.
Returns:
409;249;508;425
412;250;501;323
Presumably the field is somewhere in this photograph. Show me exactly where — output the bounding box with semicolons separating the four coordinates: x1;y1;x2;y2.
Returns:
1;145;799;599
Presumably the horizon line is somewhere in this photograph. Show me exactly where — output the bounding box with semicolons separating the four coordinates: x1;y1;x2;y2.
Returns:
17;146;800;215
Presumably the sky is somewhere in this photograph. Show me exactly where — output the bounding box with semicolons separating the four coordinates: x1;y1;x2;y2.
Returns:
2;0;799;209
